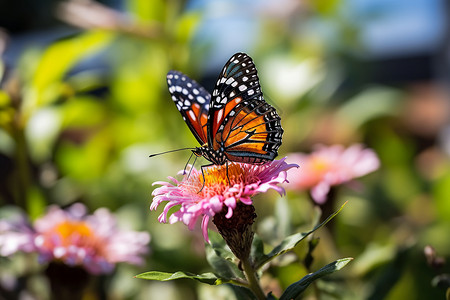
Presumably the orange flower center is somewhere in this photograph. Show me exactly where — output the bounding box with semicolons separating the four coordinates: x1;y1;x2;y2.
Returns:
183;163;259;196
53;221;94;246
39;220;105;258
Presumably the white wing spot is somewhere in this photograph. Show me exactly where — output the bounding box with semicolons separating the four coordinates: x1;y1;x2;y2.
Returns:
184;100;191;106
174;74;179;79
167;74;173;79
193;89;199;95
176;86;182;92
242;76;248;82
182;88;188;95
197;96;206;103
188;110;196;121
217;109;223;124
248;89;254;95
239;85;247;92
231;81;238;87
225;77;234;85
187;82;192;88
181;76;186;81
229;91;235;97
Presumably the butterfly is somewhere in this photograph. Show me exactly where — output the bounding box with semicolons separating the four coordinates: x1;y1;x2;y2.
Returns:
166;52;283;170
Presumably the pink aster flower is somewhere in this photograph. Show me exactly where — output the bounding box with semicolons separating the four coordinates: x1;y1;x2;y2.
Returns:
0;203;150;275
287;144;380;204
151;157;298;243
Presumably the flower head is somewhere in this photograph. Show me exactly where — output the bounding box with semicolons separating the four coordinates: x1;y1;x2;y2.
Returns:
0;203;150;275
287;144;380;204
151;158;298;242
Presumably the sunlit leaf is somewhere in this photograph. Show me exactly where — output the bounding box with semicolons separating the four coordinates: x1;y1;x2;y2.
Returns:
337;87;402;129
254;202;347;269
279;258;353;300
175;12;201;44
135;271;219;285
24;30;113;114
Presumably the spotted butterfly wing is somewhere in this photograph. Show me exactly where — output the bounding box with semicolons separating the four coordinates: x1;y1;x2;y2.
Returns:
166;71;210;145
208;53;283;164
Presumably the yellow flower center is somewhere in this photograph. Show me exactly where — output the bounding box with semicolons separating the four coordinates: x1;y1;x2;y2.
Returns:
183;163;258;196
310;156;331;173
53;221;94;246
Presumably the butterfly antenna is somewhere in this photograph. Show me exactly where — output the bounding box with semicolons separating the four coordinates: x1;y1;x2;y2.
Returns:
149;147;194;158
182;151;195;175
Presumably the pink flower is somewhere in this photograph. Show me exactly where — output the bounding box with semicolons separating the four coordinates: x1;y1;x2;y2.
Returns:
287;144;380;204
151;158;298;242
0;203;150;275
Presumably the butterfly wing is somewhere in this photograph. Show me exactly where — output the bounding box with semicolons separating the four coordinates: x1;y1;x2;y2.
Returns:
167;70;210;145
208;53;283;163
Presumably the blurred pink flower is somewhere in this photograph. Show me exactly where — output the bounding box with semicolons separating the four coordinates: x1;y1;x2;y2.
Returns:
287;144;380;204
0;203;150;275
151;158;298;242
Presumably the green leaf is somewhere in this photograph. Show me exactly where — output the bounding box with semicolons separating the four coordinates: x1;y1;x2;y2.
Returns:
23;30;113;116
206;231;245;280
279;258;353;300
135;271;219;285
254;201;347;269
250;234;265;267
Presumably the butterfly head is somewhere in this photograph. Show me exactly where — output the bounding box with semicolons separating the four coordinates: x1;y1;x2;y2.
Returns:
192;145;227;166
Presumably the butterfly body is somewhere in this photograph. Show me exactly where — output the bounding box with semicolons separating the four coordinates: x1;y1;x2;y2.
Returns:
167;53;283;167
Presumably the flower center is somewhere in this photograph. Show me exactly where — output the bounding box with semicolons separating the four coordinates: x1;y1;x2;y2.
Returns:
53;221;94;246
183;163;259;196
310;156;331;172
38;220;105;257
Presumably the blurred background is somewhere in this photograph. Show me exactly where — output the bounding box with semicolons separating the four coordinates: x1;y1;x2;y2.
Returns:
0;0;449;299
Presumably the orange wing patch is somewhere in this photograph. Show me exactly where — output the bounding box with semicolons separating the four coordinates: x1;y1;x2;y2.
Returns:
215;106;269;155
188;103;208;143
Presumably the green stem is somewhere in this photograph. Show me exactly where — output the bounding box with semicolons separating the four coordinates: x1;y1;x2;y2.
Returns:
241;257;265;300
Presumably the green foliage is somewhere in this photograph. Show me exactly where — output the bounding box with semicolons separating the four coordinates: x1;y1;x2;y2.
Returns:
137;203;350;299
0;0;448;299
135;271;220;285
280;258;352;300
254;202;347;270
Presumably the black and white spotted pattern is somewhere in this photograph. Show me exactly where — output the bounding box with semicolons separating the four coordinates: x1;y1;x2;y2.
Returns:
210;53;263;109
165;52;283;166
167;70;211;145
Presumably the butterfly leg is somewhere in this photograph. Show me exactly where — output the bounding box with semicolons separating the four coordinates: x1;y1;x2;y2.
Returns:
198;163;214;193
